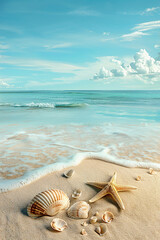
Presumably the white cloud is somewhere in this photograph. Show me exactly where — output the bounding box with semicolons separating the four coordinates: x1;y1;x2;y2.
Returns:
154;44;160;48
0;44;9;50
0;55;84;73
0;78;10;87
68;8;99;16
44;42;74;49
103;20;160;42
133;20;160;32
92;49;160;83
121;31;149;41
141;7;160;15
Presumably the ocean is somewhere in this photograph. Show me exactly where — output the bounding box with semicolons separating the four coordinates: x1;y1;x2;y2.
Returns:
0;90;160;191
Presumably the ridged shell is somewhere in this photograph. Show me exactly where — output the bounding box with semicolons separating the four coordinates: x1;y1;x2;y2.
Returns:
67;201;90;219
51;218;67;232
102;211;114;223
27;189;70;218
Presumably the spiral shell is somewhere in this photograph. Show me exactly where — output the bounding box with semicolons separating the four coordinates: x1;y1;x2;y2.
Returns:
27;189;70;218
50;218;67;232
67;201;90;219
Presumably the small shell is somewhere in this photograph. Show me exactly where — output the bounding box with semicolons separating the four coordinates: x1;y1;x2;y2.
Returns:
89;216;97;224
72;189;82;199
95;224;107;236
102;211;114;223
148;168;156;175
81;229;87;235
81;222;88;227
51;218;67;232
27;189;70;218
136;176;141;181
67;201;90;219
64;169;75;178
94;211;99;216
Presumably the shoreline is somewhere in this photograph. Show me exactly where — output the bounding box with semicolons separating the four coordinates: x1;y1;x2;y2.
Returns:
0;158;159;240
1;148;160;193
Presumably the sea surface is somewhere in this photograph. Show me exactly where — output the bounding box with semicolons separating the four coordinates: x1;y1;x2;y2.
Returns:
0;90;160;190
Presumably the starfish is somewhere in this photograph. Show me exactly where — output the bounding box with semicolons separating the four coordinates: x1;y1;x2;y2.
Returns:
87;172;137;210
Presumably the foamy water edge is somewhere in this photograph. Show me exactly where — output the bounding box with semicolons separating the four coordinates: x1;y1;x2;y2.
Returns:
0;148;160;193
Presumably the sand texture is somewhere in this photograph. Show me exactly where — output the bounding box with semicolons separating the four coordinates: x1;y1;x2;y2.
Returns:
0;159;159;240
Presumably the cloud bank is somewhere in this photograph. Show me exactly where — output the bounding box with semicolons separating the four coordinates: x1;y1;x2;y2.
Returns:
93;49;160;83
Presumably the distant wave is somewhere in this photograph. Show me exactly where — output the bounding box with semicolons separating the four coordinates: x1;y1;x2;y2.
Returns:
0;102;88;109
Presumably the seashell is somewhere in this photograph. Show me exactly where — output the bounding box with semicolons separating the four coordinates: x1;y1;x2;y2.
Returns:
95;224;107;236
102;211;114;223
72;189;82;199
81;222;88;227
148;168;156;175
81;229;87;235
94;211;99;216
67;201;90;219
27;189;70;218
51;218;67;232
136;176;141;181
63;169;75;178
89;216;97;224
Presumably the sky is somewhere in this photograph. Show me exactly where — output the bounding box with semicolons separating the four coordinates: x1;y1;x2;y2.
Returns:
0;0;160;90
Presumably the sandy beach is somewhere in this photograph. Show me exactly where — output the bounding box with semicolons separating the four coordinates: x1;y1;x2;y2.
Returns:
0;159;159;240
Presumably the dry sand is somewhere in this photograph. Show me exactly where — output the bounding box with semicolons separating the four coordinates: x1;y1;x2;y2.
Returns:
0;159;159;240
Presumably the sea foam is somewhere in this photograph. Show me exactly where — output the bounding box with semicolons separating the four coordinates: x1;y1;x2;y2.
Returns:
0;147;160;193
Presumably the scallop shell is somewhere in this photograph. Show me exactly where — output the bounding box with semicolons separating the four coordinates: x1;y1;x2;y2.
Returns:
89;216;97;224
27;189;70;218
67;201;90;219
102;211;114;223
72;189;82;199
51;218;67;232
95;224;107;236
63;169;75;178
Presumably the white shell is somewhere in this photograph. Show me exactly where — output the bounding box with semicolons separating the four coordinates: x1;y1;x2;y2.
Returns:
51;218;67;232
67;201;90;219
89;216;97;224
27;189;70;218
72;189;82;199
64;169;75;178
80;229;87;235
81;222;88;227
95;224;107;236
102;211;114;223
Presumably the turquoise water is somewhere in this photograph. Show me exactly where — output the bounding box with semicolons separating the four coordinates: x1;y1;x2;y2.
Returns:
0;90;160;181
0;90;160;127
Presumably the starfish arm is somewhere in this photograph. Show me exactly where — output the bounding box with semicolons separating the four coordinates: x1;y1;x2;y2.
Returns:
110;185;125;210
115;184;137;192
86;182;108;189
89;185;110;203
110;172;117;184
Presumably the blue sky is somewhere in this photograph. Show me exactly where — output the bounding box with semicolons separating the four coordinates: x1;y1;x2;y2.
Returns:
0;0;160;90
